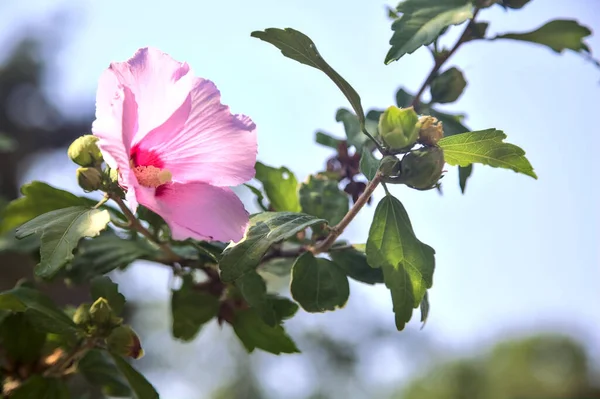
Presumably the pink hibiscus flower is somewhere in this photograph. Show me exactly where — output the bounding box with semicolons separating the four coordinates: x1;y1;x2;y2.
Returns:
92;47;257;242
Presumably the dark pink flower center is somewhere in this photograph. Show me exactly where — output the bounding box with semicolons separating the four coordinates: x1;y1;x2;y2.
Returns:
130;145;171;188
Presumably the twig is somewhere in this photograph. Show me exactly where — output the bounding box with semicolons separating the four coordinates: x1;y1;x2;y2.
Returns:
43;339;96;378
411;7;481;110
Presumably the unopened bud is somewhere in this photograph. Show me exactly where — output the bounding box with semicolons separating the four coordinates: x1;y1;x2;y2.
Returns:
399;147;445;190
89;298;113;325
107;325;144;359
77;167;103;192
68;135;103;167
73;303;91;326
418;116;444;146
378;106;420;151
379;155;401;177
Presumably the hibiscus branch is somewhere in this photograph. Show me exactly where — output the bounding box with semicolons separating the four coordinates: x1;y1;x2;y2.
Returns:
109;194;181;263
311;171;383;254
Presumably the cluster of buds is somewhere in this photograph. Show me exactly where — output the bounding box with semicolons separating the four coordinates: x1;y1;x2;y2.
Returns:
68;135;120;193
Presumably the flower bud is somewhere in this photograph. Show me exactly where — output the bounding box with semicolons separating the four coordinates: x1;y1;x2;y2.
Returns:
76;167;103;192
89;298;114;326
68;135;103;167
418;116;444;146
399;147;445;190
379;155;401;177
107;325;144;359
378;106;420;151
72;303;91;326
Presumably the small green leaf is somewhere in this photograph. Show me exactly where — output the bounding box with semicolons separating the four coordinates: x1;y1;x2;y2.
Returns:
79;350;132;398
269;296;299;322
16;206;111;278
464;21;489;41
244;183;269;212
10;375;70;399
290;252;349;312
430;67;467;104
91;276;126;315
232;308;300;354
386;0;474;64
251;27;365;124
0;133;17;152
336;108;367;150
315;131;342;149
219;212;326;282
420;291;430;327
360;150;380;181
494;19;592;54
254;162;301;212
236;271;277;326
438;129;537;178
0;313;46;364
459;164;473;193
366;195;435;330
0;181;96;234
110;353;159;399
299;175;348;226
330;247;384;285
171;275;219;341
395;88;414;107
0;286;77;335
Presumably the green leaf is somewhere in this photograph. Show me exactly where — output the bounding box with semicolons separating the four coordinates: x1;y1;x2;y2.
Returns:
0;313;46;364
366;195;435;330
336;108;367;150
330;247;384;285
494;19;592;54
315;131;342;149
0;286;77;335
299;175;348;226
67;231;157;283
16;206;111;278
385;0;474;64
396;88;414;107
420;291;430;327
244;183;269;212
171;275;219;341
10;375;70;399
79;350;132;398
0;181;96;234
232;308;300;354
497;0;531;9
464;21;489;42
269;296;299;322
0;228;40;255
110;353;159;399
438;129;537;178
459;163;473;193
235;271;277;326
290;252;349;312
91;276;126;315
251;27;365;124
219;212;326;282
428;109;469;137
0;133;17;152
430;67;467;104
360;150;380;181
254;162;301;212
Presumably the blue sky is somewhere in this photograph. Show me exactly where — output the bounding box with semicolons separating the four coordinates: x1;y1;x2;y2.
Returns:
3;0;600;395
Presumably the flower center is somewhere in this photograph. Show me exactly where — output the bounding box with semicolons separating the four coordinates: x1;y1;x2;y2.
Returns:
133;165;172;188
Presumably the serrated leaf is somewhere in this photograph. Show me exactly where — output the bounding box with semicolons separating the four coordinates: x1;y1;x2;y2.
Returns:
386;0;474;64
0;181;97;234
171;276;219;341
438;129;537;178
67;231;157;283
235;271;277;326
10;375;70;399
110;353;159;399
254;162;301;212
315;131;342;149
494;19;592;54
232;308;300;354
251;27;365;124
0;286;77;335
16;206;111;278
430;67;467;104
360;149;380;181
91;276;126;315
79;350;132;397
299;175;348;226
330;248;384;284
219;212;326;282
366;195;435;330
290;252;349;313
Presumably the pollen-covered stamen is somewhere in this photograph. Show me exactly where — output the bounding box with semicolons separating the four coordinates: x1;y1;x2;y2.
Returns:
133;165;172;188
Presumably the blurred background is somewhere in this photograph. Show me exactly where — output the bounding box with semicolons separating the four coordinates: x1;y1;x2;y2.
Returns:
0;0;599;398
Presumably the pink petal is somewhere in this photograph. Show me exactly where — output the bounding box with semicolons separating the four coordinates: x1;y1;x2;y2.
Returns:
137;182;249;242
133;78;257;187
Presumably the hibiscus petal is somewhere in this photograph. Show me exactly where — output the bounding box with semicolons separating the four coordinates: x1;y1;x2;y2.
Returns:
106;47;195;146
134;78;257;187
137;182;249;242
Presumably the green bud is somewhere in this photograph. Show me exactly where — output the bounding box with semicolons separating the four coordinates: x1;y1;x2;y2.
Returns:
379;155;401;177
399;147;445;190
378;106;420;151
68;135;103;167
72;303;92;326
89;298;114;325
77;167;103;192
418;116;444;146
107;325;144;359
